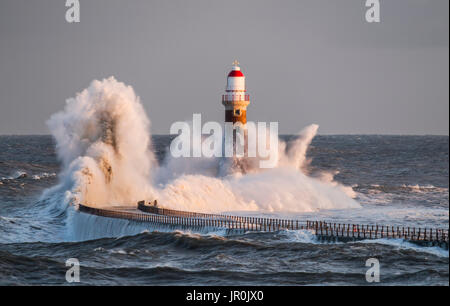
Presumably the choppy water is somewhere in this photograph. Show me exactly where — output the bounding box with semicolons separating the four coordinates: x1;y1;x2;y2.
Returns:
0;135;448;285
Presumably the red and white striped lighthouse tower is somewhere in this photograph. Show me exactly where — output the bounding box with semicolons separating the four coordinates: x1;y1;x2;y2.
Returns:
222;60;250;124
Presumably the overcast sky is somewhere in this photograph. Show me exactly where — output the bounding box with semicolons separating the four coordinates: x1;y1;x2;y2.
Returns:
0;0;448;135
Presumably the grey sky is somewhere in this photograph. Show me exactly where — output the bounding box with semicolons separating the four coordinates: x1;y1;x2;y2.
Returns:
0;0;448;135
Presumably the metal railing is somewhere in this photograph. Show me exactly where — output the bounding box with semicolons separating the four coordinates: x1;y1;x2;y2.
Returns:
78;204;449;247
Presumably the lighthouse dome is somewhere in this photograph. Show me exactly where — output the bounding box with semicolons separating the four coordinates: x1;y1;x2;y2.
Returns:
228;69;244;77
226;62;245;92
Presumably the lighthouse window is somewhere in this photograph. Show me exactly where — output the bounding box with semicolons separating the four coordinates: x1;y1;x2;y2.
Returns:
234;109;241;116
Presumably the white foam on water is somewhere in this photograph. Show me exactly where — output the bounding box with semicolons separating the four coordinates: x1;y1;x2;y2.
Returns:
43;77;359;229
31;173;57;180
358;238;449;258
1;170;27;181
280;229;320;244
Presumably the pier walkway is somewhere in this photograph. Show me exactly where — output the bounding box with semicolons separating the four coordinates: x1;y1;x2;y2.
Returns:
78;203;449;249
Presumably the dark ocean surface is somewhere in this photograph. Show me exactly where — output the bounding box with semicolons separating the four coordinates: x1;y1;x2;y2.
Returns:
0;135;448;285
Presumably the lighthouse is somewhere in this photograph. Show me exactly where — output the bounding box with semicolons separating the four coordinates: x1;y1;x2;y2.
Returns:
222;60;250;124
219;60;251;175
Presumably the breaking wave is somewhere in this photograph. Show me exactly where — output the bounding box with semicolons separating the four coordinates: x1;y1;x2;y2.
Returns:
44;77;360;217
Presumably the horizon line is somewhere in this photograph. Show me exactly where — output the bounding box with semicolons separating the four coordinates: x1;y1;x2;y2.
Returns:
0;133;449;137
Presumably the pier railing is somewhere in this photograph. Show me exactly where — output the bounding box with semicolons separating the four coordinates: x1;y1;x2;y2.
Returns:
78;204;449;248
138;201;277;224
304;221;449;243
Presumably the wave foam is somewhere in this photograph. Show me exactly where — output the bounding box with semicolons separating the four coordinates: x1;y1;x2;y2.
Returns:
358;238;449;258
43;77;360;234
